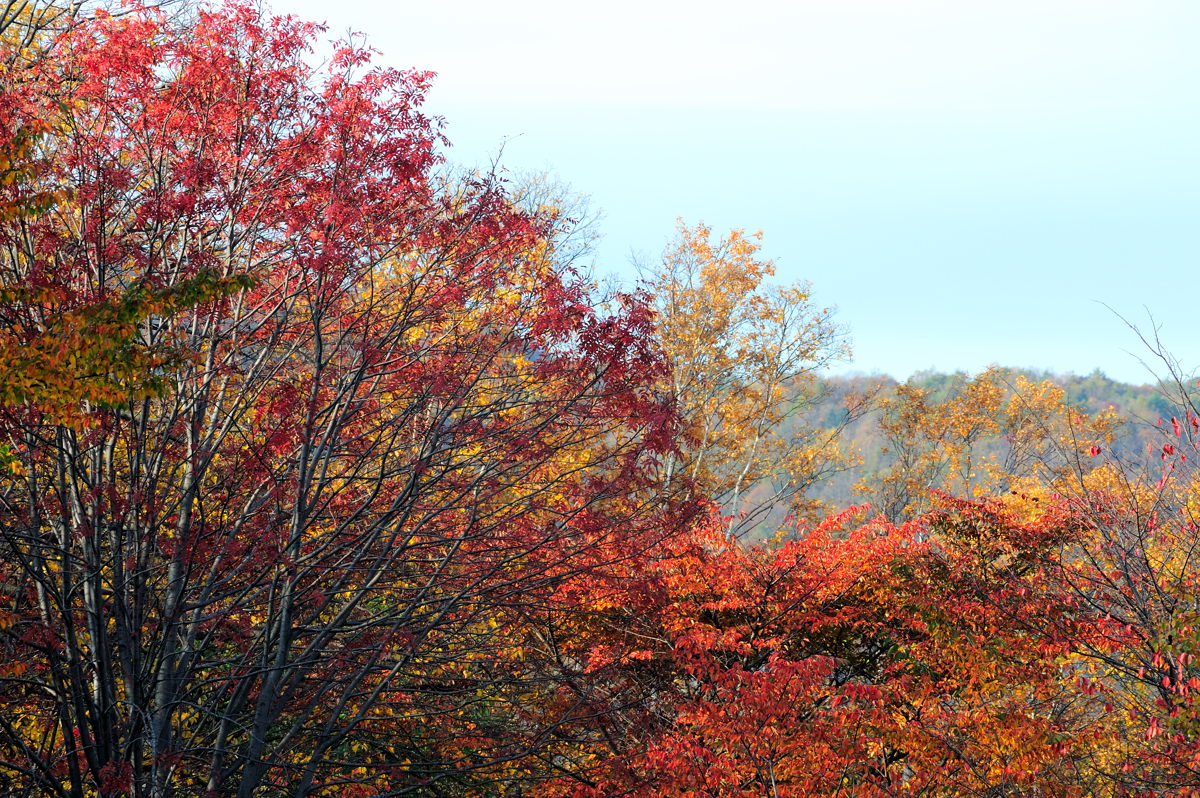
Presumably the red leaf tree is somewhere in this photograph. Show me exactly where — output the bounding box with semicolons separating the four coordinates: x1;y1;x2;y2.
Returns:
546;501;1106;797
0;4;682;795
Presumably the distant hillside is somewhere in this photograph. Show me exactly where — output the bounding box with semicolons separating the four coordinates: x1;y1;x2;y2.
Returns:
796;368;1188;513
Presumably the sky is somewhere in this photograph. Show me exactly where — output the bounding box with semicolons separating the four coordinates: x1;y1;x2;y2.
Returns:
275;0;1200;385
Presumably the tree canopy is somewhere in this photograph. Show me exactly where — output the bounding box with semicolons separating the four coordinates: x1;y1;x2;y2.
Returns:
0;4;1196;797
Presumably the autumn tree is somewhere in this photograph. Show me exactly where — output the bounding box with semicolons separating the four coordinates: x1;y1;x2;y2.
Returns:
0;0;86;224
0;0;84;67
646;220;857;536
0;5;683;796
508;171;604;273
865;367;1119;522
1030;341;1200;796
856;348;1200;795
528;500;1112;798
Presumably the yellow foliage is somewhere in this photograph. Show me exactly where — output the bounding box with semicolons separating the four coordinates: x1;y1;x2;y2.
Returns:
648;220;854;536
867;368;1118;522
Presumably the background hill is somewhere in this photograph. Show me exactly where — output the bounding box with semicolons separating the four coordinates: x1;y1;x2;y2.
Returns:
786;368;1188;519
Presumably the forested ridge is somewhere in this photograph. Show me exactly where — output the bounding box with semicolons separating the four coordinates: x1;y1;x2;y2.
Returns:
2;4;1200;797
798;369;1188;521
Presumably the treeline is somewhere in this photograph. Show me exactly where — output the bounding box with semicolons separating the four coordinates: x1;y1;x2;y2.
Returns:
794;368;1188;519
2;4;1200;798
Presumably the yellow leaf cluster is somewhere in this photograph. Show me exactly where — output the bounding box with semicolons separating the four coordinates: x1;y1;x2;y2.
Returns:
648;220;853;536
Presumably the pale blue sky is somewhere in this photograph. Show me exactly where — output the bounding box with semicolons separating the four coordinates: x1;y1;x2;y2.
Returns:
277;0;1200;385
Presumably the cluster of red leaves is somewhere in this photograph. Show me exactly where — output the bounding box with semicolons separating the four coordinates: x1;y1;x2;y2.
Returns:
546;502;1096;797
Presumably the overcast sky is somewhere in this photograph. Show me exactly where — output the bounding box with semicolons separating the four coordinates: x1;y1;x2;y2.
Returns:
276;0;1200;384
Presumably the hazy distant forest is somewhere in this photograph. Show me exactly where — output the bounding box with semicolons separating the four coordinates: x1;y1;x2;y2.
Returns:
5;4;1200;797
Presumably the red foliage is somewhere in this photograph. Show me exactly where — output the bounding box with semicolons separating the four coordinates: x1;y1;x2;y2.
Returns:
0;4;685;795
